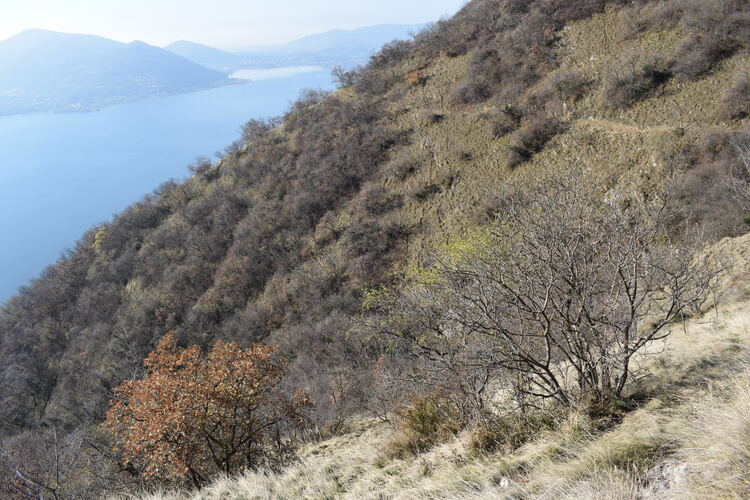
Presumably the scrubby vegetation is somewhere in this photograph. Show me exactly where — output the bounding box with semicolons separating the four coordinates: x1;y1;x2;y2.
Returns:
117;292;750;499
367;168;718;418
2;0;750;498
106;334;311;487
601;52;671;108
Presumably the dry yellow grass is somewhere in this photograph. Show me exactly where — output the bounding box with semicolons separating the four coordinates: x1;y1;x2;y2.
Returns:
116;6;750;498
337;4;750;271
116;232;750;499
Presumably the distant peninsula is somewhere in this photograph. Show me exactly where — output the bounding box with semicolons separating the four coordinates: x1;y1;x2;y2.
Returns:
0;29;231;115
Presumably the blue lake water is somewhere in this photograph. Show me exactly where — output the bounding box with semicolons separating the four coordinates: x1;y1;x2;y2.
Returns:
0;68;334;302
230;66;323;80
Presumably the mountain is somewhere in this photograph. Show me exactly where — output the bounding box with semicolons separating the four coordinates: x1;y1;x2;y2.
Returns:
164;24;427;72
0;29;229;114
2;0;750;498
269;23;427;54
167;24;428;72
235;23;429;68
164;40;238;69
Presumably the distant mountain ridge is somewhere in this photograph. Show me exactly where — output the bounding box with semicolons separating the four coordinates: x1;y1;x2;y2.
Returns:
0;29;229;114
256;23;428;53
165;23;428;70
164;40;238;69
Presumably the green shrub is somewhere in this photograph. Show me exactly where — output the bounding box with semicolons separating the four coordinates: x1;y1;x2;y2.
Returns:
386;395;465;458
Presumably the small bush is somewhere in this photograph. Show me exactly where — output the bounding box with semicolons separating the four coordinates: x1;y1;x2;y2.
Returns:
386;395;465;458
357;182;404;216
421;111;445;124
469;411;559;453
405;69;429;87
453;146;472;162
187;155;213;176
386;150;422;180
618;1;683;40
547;69;590;101
371;39;413;69
331;66;360;88
409;181;442;202
485;106;523;138
602;55;672;109
718;74;750;120
666;127;748;238
241;116;282;144
506;116;566;167
452;80;493;105
527;70;589;113
673;35;739;80
672;1;750;80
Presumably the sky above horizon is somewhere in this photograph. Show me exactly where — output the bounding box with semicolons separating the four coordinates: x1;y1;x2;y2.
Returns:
0;0;467;49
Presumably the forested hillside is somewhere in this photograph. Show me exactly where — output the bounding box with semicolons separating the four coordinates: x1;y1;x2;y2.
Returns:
2;0;750;498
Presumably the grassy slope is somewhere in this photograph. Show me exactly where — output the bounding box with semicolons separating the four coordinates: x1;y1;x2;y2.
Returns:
366;5;750;266
123;234;750;500
123;6;750;500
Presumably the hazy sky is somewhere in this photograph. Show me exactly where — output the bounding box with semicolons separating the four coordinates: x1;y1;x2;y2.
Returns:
0;0;467;49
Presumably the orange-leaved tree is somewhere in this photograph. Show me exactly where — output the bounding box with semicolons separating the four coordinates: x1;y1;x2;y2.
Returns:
105;332;311;487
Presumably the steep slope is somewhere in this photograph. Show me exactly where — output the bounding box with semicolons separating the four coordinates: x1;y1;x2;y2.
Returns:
0;30;229;114
1;0;750;497
122;230;750;498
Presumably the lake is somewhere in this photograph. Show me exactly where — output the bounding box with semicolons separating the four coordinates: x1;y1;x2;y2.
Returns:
229;66;323;80
0;68;334;303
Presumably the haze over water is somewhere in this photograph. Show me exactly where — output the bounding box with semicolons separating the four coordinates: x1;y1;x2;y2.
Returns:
0;68;334;302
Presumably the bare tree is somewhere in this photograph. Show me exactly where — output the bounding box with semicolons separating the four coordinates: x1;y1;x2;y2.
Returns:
0;427;136;500
331;66;360;88
367;168;718;412
364;284;508;421
728;135;750;211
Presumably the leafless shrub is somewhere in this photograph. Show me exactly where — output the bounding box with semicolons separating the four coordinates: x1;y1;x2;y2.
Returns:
485;105;523;138
331;65;360;88
527;69;590;113
186;155;213;176
727;134;750;213
0;427;141;499
241;116;283;144
602;53;672;109
618;1;684;40
371;39;413;70
386;150;422;180
452;80;493;105
506;115;566;167
718;74;750;121
661;126;750;238
672;0;750;80
367;167;719;415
